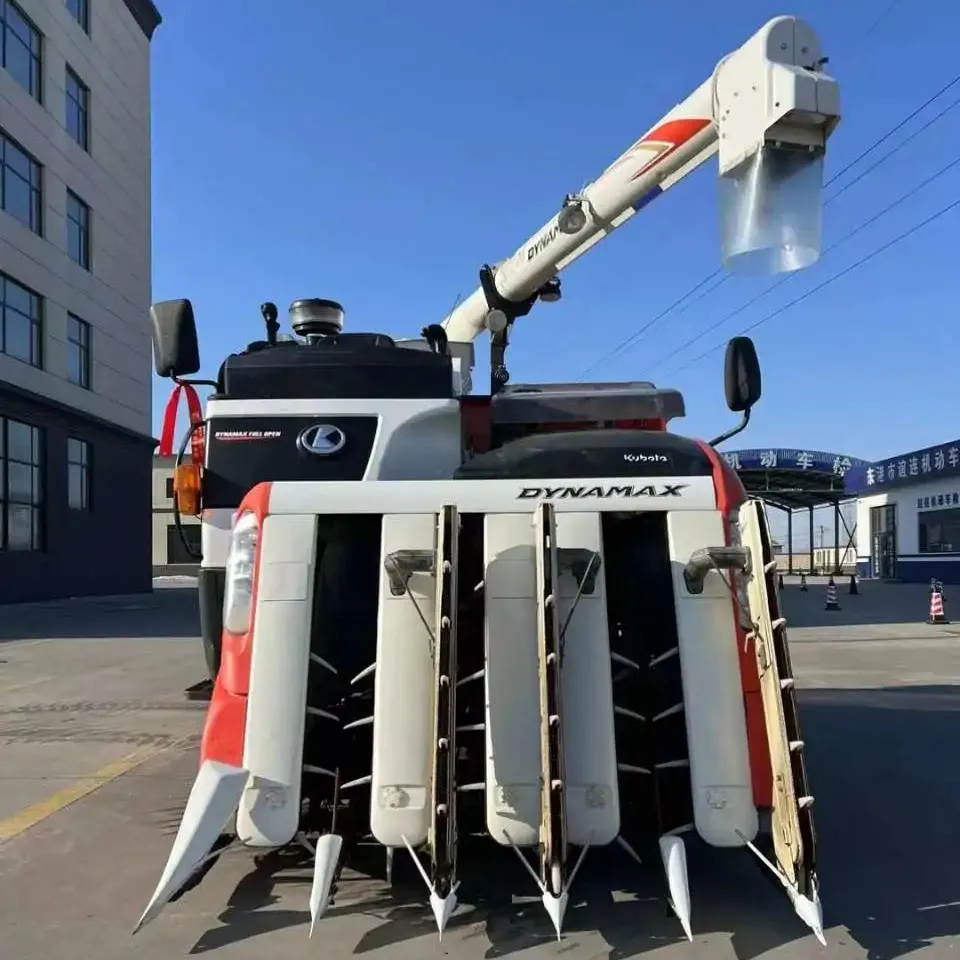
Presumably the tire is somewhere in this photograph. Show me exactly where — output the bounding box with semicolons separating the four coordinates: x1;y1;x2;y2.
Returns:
202;631;220;681
198;568;226;681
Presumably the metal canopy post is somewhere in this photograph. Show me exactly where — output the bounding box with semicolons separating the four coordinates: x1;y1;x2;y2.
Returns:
808;506;815;575
787;509;794;574
833;502;841;575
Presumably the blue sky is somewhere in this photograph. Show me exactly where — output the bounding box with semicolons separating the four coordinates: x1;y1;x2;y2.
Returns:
150;0;958;466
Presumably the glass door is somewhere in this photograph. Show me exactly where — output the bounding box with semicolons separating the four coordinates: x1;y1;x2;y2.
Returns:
870;504;898;579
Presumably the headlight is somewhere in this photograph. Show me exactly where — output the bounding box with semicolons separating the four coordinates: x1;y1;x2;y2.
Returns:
223;511;259;634
727;511;753;631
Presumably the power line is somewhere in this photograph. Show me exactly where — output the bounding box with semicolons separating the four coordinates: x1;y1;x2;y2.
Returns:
576;69;960;380
668;194;960;374
646;147;960;374
828;72;960;190
825;90;960;204
861;0;903;41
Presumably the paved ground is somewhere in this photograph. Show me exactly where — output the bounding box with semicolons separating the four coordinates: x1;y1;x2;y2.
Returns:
1;577;959;959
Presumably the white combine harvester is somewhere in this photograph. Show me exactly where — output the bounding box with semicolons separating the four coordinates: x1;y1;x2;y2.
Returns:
140;15;840;946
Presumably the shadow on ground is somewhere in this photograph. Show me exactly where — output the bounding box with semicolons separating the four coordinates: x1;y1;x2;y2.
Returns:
175;683;960;959
0;586;200;642
779;578;954;630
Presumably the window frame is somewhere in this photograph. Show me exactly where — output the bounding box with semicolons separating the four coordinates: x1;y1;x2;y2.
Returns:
918;505;960;555
66;188;90;270
0;415;45;551
0;270;42;368
166;521;201;564
64;64;89;151
0;127;42;234
64;0;89;34
67;436;90;511
66;312;91;388
1;0;43;102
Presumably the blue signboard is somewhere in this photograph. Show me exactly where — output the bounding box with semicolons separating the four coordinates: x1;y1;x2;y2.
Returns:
722;448;869;480
844;438;960;496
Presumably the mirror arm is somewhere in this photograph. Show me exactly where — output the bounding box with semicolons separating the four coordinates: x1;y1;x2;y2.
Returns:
174;375;219;390
708;405;751;449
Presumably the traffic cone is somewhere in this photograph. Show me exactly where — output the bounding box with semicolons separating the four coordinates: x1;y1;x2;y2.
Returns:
800;574;808;592
848;573;859;595
928;587;950;625
778;573;784;590
824;581;841;611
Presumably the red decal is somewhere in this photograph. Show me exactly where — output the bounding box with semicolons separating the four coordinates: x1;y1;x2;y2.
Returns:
629;117;712;181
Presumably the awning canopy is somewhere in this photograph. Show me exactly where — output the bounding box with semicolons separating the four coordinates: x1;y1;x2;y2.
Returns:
721;447;868;511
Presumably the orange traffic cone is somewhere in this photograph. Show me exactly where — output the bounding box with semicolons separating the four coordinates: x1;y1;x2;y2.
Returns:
928;588;950;625
824;581;841;611
800;574;808;592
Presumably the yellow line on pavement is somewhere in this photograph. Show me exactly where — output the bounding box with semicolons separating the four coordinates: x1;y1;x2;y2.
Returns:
0;742;170;844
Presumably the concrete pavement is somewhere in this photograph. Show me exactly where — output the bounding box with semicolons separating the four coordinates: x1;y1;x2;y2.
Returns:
0;579;958;959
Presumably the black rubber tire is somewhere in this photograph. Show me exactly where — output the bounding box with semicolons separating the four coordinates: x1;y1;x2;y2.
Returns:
198;568;226;681
202;631;220;681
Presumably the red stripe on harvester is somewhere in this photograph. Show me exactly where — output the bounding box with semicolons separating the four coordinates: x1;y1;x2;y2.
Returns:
696;439;774;810
629;117;712;181
200;482;273;769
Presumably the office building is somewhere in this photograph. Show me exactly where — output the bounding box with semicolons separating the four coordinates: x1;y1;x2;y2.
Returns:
851;438;960;584
0;0;161;601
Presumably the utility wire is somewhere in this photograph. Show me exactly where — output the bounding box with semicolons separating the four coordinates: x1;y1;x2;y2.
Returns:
647;145;960;375
825;90;960;204
576;68;960;380
668;194;960;374
861;0;903;41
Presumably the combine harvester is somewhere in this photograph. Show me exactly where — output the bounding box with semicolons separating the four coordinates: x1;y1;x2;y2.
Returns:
140;15;840;945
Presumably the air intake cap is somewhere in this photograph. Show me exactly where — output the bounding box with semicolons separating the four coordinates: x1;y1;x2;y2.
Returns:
289;299;344;338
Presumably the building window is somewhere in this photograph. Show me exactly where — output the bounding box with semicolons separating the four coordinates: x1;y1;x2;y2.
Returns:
67;437;90;510
1;417;43;551
0;129;41;234
165;476;174;499
65;0;88;33
166;522;201;565
0;271;41;367
67;313;90;387
65;66;89;150
1;1;42;102
66;189;90;269
919;507;960;554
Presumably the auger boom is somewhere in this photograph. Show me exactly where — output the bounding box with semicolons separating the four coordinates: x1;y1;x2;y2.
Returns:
142;12;840;951
440;16;839;376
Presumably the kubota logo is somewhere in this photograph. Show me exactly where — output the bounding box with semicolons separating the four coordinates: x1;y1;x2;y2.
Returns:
516;484;687;500
624;453;669;463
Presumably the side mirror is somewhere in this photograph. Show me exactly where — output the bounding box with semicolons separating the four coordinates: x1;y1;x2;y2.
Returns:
150;299;200;378
723;335;761;412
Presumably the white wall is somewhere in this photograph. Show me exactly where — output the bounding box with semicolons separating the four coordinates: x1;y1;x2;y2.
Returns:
0;0;153;435
857;474;960;558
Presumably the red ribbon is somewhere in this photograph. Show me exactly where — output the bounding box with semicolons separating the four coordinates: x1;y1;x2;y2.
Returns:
158;383;205;463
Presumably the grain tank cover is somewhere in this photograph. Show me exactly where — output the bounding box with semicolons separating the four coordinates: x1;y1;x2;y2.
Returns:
490;383;686;425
